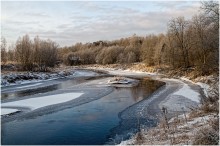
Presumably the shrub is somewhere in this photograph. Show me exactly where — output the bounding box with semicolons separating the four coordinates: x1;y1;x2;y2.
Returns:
192;127;219;145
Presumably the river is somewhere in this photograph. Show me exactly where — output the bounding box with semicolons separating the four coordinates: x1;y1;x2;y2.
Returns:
1;69;164;145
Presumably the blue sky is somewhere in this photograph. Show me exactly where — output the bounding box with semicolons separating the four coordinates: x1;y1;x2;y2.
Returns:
1;1;201;47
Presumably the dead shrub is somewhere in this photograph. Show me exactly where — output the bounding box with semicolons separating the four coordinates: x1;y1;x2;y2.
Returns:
188;108;204;119
209;117;219;131
192;127;219;145
200;81;219;114
200;97;219;114
200;103;218;114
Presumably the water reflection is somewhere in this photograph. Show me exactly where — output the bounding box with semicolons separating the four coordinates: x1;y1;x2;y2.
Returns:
131;78;164;102
115;78;165;102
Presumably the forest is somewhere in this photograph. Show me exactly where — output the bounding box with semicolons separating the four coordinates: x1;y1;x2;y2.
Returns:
1;1;219;75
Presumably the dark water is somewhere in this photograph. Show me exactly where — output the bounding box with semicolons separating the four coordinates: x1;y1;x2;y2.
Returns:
1;78;164;145
1;84;60;99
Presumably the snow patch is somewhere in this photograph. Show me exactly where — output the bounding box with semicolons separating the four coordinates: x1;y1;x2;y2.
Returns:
180;77;194;83
173;83;200;103
163;78;201;103
1;92;83;115
1;108;20;116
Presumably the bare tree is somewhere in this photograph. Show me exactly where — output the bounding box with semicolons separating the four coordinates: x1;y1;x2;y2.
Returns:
1;37;7;65
127;51;136;63
201;1;219;27
39;39;58;71
190;14;210;65
5;43;16;62
141;35;158;66
200;1;219;69
33;36;42;69
168;17;191;68
15;35;34;70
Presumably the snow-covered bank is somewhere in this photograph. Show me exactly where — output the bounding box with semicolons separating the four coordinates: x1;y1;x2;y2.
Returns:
180;76;216;98
1;92;83;116
85;65;218;145
164;78;201;103
119;113;218;145
157;78;201;113
1;69;99;87
1;71;75;87
86;64;217;97
98;67;217;145
87;66;158;77
85;66;204;113
173;83;200;103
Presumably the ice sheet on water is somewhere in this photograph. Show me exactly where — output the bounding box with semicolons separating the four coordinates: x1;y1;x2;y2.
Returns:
1;92;83;115
1;108;20;116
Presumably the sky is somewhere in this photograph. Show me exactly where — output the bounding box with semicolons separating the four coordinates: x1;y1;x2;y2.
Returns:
1;0;202;47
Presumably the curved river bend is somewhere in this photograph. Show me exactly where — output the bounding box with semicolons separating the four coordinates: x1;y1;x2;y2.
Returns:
1;70;164;145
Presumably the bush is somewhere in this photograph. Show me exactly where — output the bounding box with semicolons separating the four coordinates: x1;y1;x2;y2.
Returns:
193;127;219;145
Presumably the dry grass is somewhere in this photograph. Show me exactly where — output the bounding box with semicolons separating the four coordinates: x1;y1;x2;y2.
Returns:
188;107;206;119
201;82;219;114
127;103;219;145
192;127;219;145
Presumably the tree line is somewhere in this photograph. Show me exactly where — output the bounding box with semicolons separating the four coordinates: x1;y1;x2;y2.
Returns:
1;1;219;74
1;35;58;71
60;1;219;73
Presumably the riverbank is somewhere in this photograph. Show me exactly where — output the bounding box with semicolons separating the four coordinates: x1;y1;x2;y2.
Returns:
2;64;217;118
1;63;218;144
85;66;203;116
82;63;218;103
79;63;218;145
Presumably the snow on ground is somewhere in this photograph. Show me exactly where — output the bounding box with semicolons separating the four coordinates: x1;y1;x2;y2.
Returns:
16;83;43;89
163;78;201;103
181;76;212;98
1;70;99;87
1;72;70;87
1;108;20;116
119;113;217;145
180;77;194;83
173;83;200;103
157;78;201;113
74;70;98;77
88;65;216;145
1;92;83;115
